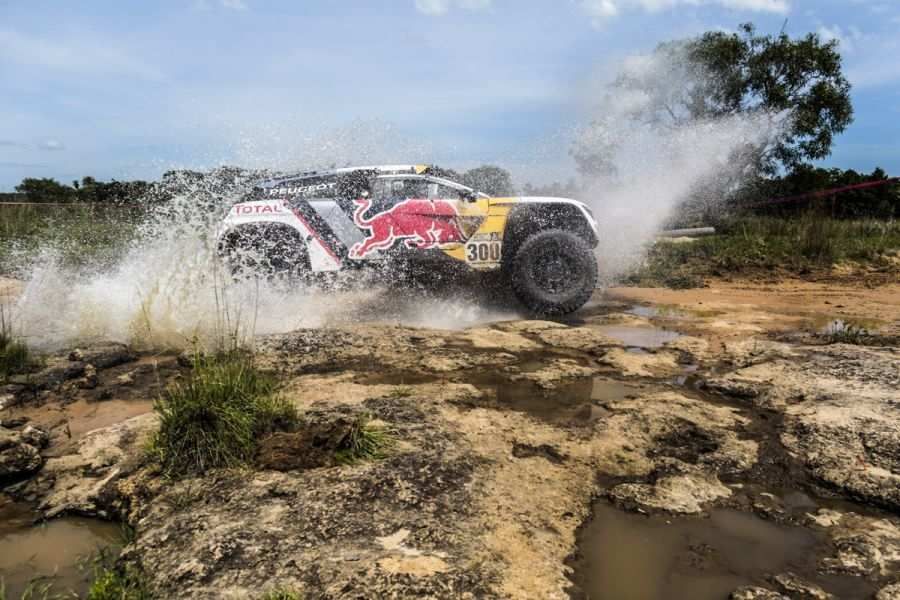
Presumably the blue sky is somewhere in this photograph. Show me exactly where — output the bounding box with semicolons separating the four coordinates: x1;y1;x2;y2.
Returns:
1;0;899;190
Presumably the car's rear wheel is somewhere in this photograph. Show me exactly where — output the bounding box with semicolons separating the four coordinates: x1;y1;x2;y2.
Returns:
220;225;310;283
509;229;597;316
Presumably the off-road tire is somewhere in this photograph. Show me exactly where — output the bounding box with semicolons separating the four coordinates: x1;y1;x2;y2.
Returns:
509;229;597;316
221;225;311;283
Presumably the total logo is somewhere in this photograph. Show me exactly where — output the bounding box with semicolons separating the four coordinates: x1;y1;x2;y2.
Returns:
233;203;285;215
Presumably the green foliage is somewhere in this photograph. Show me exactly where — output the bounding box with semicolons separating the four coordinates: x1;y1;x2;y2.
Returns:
630;215;900;287
575;22;853;177
13;176;150;205
459;165;515;196
387;386;413;399
86;567;149;600
83;548;150;600
429;165;514;196
0;307;33;380
335;414;394;464
0;579;57;600
14;178;76;203
150;352;298;477
741;166;899;219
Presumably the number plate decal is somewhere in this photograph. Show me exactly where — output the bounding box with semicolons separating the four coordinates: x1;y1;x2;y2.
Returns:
465;241;502;263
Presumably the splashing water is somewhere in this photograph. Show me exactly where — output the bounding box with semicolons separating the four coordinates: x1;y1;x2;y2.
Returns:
8;51;789;350
573;50;787;282
11;168;517;352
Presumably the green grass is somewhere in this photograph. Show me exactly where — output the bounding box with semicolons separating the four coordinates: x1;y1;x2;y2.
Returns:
335;414;394;464
149;352;298;477
85;566;149;600
0;204;143;275
0;580;57;600
630;215;900;288
0;306;34;380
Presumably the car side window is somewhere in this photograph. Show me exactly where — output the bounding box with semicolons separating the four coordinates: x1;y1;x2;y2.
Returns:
374;178;429;202
428;181;462;200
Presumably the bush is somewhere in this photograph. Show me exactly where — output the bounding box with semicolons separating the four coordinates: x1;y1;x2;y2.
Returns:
150;352;298;477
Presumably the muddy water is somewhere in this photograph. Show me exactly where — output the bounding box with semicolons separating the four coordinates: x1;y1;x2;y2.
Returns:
593;325;681;349
0;496;121;597
479;377;643;425
577;502;864;600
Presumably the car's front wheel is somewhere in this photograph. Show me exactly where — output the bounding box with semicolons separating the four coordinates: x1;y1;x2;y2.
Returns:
219;224;311;283
509;229;598;316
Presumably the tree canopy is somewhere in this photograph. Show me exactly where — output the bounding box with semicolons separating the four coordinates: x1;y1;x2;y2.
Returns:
573;23;854;177
12;176;150;204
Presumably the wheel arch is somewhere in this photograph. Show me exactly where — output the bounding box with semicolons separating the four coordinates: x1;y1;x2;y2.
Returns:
217;221;309;254
502;203;598;268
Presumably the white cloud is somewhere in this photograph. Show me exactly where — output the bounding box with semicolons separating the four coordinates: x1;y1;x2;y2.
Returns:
0;29;162;80
580;0;789;26
193;0;248;10
414;0;492;16
817;24;863;53
39;140;64;151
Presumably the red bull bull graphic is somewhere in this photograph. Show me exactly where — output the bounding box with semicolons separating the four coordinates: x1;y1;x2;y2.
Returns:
349;197;464;259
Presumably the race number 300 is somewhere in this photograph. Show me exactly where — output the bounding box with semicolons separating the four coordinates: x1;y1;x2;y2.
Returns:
466;241;501;263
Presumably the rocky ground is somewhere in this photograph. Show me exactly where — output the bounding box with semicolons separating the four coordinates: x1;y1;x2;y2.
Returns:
1;279;899;599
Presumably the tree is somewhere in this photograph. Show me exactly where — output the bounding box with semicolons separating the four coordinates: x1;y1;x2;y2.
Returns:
574;23;854;176
14;178;76;203
460;165;514;196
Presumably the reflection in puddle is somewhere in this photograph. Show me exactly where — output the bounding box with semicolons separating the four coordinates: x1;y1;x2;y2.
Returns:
576;503;862;600
594;325;682;349
0;496;121;597
478;377;642;425
626;305;687;319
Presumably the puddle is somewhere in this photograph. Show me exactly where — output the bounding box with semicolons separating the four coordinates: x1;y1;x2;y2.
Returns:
576;502;869;600
475;377;642;425
594;325;682;349
626;305;687;319
3;398;154;457
0;496;121;597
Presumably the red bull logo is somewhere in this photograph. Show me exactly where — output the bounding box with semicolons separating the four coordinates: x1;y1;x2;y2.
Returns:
350;197;464;259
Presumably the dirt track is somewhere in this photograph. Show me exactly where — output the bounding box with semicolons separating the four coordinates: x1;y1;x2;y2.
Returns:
2;278;899;599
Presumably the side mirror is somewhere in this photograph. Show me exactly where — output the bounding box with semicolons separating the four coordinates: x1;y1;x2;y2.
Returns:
462;191;477;203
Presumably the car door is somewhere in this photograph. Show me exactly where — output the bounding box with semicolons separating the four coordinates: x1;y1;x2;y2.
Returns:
347;176;428;259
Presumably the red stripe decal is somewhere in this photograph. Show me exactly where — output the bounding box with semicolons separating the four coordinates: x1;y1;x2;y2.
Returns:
289;206;342;266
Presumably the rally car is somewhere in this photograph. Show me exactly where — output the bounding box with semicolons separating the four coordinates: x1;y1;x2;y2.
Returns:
217;165;599;315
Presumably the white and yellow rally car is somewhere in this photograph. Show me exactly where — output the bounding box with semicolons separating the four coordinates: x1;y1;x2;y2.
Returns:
218;165;599;315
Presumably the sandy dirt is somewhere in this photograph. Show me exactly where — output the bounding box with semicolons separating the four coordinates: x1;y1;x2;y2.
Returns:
607;280;900;337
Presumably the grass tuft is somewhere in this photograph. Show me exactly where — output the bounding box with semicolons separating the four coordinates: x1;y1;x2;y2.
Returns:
84;549;150;600
150;351;298;477
821;320;870;345
0;306;34;380
335;414;394;464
